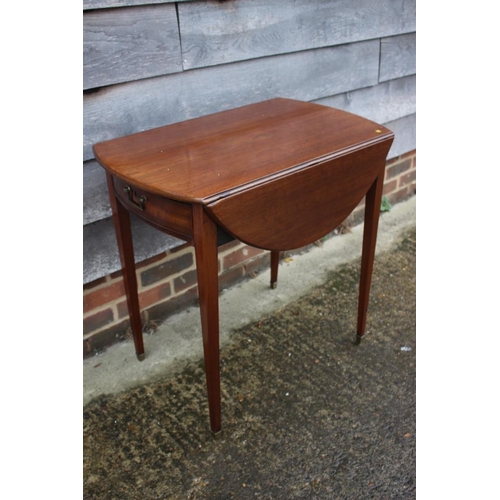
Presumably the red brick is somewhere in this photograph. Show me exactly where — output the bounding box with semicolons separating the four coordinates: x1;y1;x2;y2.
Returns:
83;276;108;292
136;251;168;270
117;300;149;321
399;170;416;187
383;179;398;195
83;280;125;313
219;239;241;253
387;186;410;205
219;266;245;291
386;156;399;167
174;269;198;293
243;253;270;278
386;158;412;179
141;252;194;287
146;287;199;322
223;246;264;270
139;282;171;309
400;150;416;160
83;308;114;335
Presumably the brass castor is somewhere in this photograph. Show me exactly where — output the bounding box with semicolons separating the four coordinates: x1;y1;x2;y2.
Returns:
136;352;146;362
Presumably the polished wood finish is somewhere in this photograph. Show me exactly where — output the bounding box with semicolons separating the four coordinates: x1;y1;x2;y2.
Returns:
357;168;385;341
192;205;221;434
93;98;392;204
106;173;145;360
94;98;394;433
111;175;193;242
208;144;390;251
270;251;280;289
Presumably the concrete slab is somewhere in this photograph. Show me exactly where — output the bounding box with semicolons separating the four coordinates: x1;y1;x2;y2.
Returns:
83;195;416;405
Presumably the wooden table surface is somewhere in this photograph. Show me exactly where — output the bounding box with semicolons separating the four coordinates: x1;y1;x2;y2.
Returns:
93;98;392;204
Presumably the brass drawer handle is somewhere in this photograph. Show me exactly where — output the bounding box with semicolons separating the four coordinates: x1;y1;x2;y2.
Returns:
123;186;147;211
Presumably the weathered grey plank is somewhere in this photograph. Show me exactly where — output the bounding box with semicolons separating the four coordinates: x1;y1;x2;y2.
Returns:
84;215;183;284
83;40;379;160
315;75;416;125
379;33;416;82
84;0;191;10
384;113;416;159
84;160;111;225
179;0;416;70
84;4;182;90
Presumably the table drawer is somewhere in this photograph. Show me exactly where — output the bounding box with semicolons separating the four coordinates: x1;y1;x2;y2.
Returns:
112;176;193;241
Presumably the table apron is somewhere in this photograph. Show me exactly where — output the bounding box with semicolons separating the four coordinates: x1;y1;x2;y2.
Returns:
111;175;194;242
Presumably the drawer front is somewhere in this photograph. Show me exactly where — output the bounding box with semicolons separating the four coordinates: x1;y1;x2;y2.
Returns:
112;176;193;241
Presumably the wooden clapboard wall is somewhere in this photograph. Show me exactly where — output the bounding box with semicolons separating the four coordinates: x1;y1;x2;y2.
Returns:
83;0;416;284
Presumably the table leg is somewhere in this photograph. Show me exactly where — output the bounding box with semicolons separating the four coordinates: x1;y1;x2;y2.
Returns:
193;205;222;434
270;251;280;289
106;173;145;360
357;168;385;343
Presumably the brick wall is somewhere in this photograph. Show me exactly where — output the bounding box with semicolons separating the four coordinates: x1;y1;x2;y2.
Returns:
83;150;416;357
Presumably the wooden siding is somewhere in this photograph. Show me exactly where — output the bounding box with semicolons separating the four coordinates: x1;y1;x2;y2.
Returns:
380;33;417;82
83;5;182;89
315;75;416;126
84;214;182;285
83;40;379;161
178;0;416;70
84;0;190;10
384;113;416;159
82;0;416;284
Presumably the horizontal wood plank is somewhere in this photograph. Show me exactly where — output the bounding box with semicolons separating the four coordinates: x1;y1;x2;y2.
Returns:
380;33;416;82
84;4;182;90
385;113;416;159
83;214;183;284
315;75;416;125
84;160;111;225
179;0;416;70
84;0;191;10
83;40;379;160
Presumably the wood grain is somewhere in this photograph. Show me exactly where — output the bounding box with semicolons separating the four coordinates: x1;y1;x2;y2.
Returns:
192;205;221;433
384;113;416;159
106;173;145;357
207;142;392;251
315;75;416;126
379;33;416;82
112;176;193;242
83;214;182;284
84;4;182;90
84;40;379;160
85;77;415;226
93;98;391;205
84;0;191;11
84;160;111;225
179;0;416;69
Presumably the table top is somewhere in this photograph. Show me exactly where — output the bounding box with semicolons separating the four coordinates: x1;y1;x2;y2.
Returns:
93;98;393;205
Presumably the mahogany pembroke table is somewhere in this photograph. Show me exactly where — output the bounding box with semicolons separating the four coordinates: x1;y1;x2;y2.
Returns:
93;98;394;434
